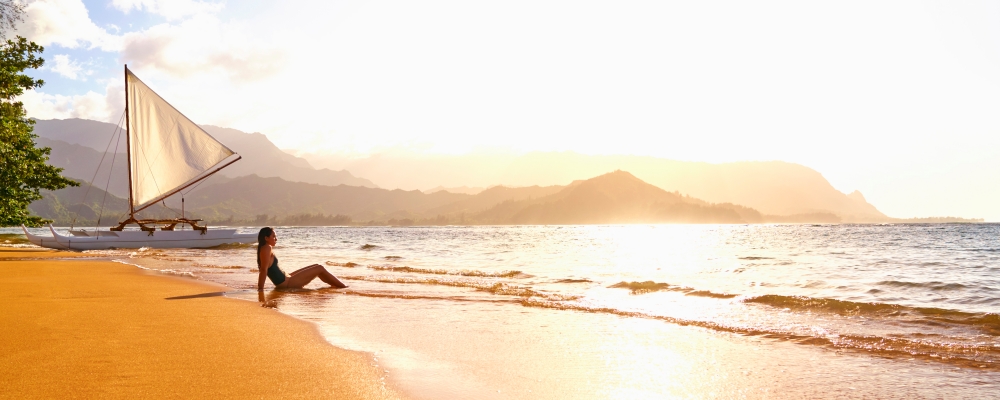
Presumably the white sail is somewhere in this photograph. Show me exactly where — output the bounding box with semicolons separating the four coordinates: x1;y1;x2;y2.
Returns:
126;68;236;211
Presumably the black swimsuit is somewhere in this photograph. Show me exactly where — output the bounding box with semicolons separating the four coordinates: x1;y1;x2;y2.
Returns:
266;255;286;285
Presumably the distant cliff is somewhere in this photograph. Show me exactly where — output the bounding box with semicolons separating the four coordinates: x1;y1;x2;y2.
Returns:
301;151;891;222
473;171;763;224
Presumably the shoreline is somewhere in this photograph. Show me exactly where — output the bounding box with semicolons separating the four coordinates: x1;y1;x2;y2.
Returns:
0;247;401;399
6;224;1000;398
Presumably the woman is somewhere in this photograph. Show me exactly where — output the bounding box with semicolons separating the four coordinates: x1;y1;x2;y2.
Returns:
256;227;348;291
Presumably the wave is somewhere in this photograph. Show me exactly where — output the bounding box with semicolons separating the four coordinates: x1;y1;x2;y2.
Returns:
877;280;969;291
206;242;255;250
113;260;199;279
338;275;576;301
743;294;1000;334
325;261;360;267
339;290;520;304
256;274;1000;369
0;233;32;246
196;264;245;270
555;279;592;284
609;281;670;294
368;265;448;275
255;271;1000;370
362;266;524;278
520;298;1000;370
608;281;737;298
738;256;774;260
744;294;902;314
685;290;739;299
0;243;39;249
329;262;522;278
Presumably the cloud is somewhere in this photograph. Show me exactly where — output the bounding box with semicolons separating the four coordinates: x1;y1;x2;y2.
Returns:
19;84;122;123
16;0;1000;220
111;0;224;20
15;0;121;51
48;54;85;80
120;15;286;82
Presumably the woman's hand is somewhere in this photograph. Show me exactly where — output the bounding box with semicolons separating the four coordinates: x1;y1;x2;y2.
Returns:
258;290;277;308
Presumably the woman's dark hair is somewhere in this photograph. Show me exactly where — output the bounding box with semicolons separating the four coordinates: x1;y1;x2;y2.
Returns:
257;227;274;267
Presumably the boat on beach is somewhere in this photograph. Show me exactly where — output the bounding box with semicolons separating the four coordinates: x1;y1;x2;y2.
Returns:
24;65;256;250
22;225;255;250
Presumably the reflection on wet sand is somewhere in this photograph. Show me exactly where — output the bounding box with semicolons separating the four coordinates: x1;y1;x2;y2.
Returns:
257;289;283;308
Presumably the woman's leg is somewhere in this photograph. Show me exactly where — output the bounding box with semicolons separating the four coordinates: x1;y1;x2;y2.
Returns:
279;264;348;289
289;264;322;276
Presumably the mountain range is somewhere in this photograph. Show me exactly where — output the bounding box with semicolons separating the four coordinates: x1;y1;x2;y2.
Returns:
301;151;888;221
31;118;375;200
26;117;979;226
31;170;831;226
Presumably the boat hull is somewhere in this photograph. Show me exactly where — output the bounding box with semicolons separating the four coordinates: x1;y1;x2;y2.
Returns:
22;225;256;250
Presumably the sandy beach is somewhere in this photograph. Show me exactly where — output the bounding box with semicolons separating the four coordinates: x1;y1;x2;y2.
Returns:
5;226;1000;399
0;247;399;399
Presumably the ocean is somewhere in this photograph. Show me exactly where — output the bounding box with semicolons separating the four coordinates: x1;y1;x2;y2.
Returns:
13;224;1000;398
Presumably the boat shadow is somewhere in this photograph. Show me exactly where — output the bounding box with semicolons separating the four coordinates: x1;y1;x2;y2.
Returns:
164;291;226;300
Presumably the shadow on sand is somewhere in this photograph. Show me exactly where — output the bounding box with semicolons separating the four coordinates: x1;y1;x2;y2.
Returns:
165;291;226;300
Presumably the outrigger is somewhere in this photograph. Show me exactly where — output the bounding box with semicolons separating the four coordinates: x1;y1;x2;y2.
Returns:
23;65;255;250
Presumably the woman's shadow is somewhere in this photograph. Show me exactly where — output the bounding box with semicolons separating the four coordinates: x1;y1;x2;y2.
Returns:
165;290;296;309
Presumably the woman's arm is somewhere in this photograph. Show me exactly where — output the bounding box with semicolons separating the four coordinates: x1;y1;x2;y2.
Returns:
257;245;271;291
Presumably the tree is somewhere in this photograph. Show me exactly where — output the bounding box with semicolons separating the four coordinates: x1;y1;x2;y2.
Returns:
0;0;24;38
0;36;78;226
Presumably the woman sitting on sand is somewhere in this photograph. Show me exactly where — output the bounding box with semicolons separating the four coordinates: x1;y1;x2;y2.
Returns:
256;227;348;291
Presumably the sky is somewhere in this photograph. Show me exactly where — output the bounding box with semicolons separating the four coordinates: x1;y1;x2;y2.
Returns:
12;0;1000;221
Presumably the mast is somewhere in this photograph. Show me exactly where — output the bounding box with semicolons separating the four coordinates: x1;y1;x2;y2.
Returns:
125;65;135;218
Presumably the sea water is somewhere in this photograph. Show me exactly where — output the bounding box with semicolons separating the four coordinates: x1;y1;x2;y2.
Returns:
13;224;1000;398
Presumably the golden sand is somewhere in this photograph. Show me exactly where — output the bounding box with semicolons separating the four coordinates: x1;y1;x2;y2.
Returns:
0;247;102;259
0;248;399;399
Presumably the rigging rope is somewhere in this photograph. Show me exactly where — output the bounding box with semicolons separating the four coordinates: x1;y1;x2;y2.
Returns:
95;126;125;230
69;111;126;230
180;173;213;196
173;167;229;224
154;199;184;219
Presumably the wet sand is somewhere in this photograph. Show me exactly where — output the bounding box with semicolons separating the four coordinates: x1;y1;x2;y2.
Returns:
0;248;399;399
5;244;998;399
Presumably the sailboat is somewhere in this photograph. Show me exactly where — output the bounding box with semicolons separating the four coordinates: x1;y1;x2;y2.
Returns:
23;65;256;250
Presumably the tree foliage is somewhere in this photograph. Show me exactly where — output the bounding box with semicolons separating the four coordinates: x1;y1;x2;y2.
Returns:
0;0;24;38
0;36;78;226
